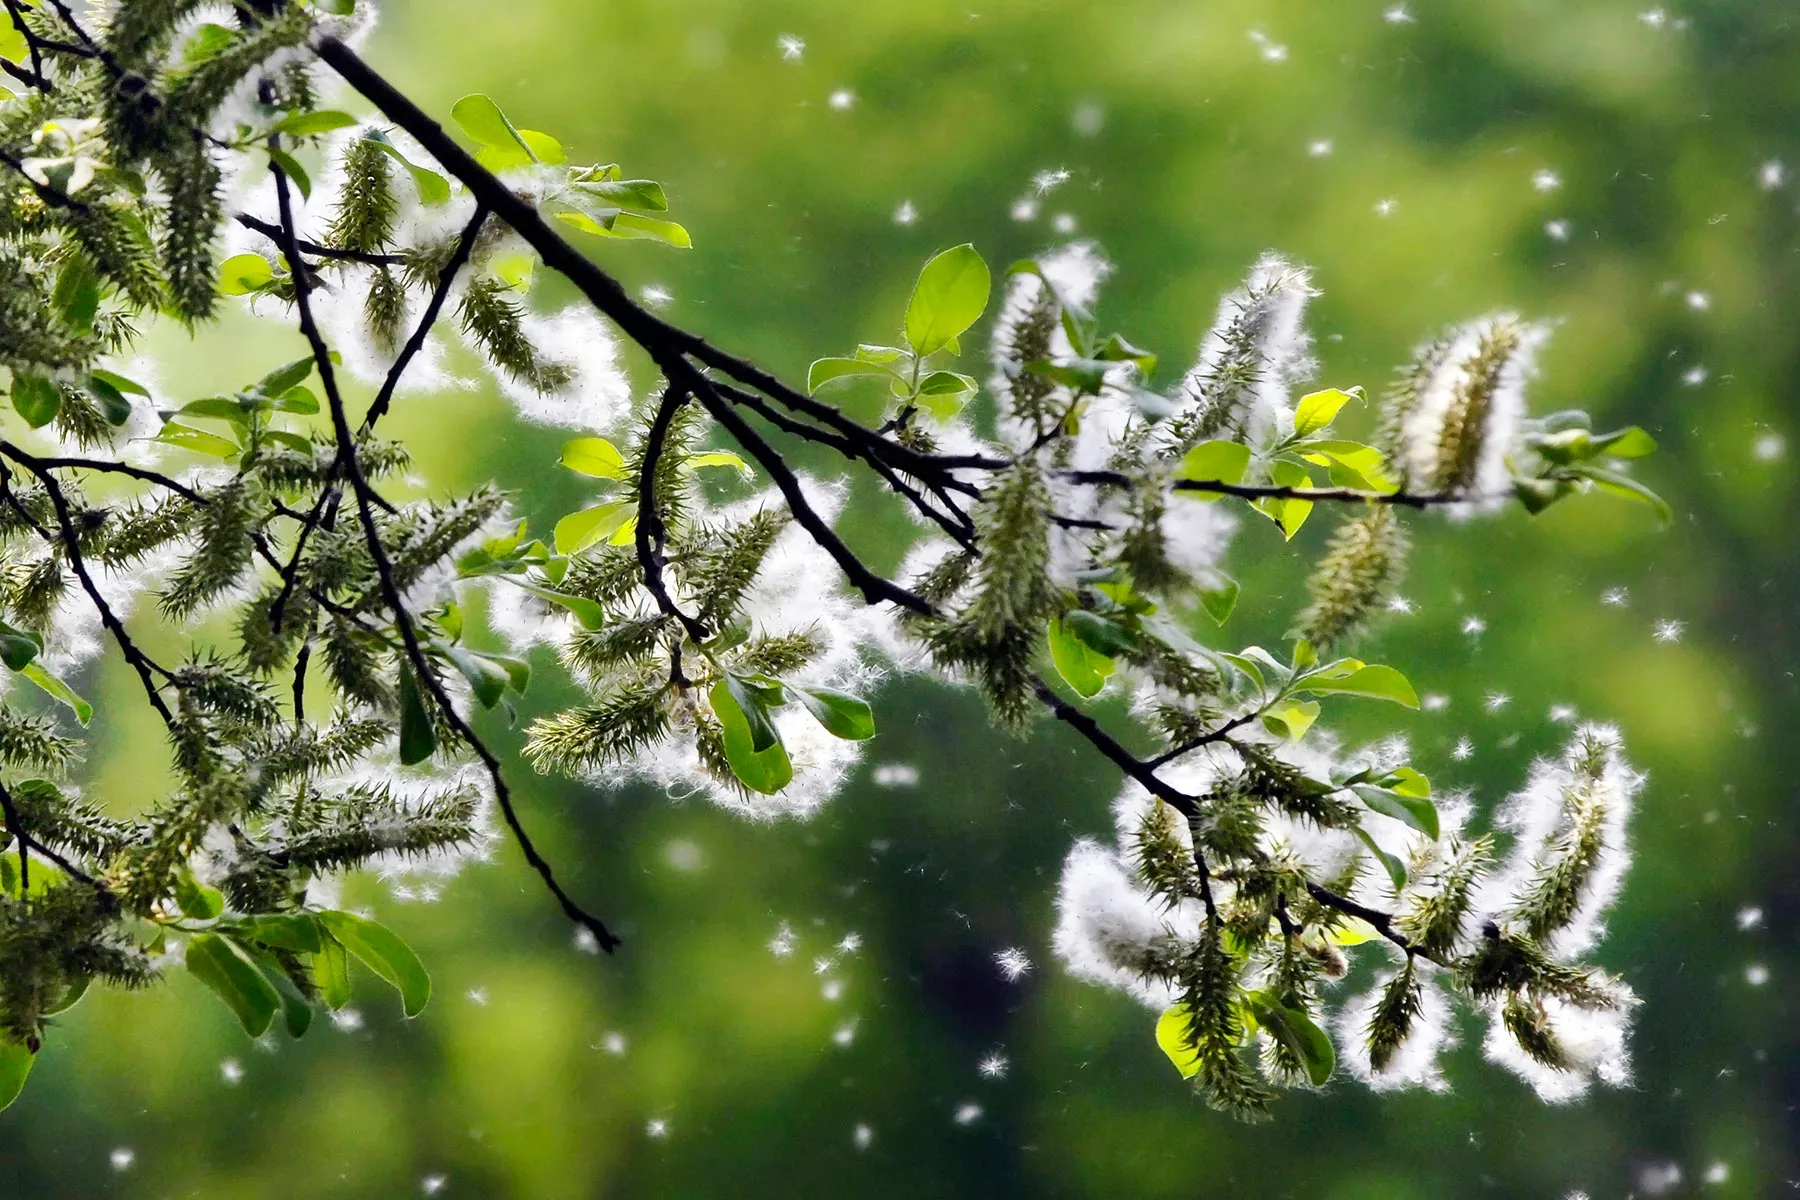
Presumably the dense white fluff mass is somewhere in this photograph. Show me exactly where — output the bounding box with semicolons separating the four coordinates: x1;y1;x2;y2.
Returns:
1337;967;1458;1093
1052;838;1187;1009
473;305;634;436
988;241;1113;452
1481;994;1634;1103
1397;315;1548;511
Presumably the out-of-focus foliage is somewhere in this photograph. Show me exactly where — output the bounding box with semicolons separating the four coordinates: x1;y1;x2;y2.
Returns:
0;0;1795;1196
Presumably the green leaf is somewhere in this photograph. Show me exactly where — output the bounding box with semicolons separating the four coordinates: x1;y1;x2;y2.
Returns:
723;673;782;752
559;436;625;479
0;1041;33;1113
217;253;275;296
1047;617;1115;699
276;110;357;137
1095;332;1158;375
173;875;225;920
451;93;535;163
1254;459;1315;539
1298;664;1419;708
1262;700;1321;743
1353;826;1407;892
854;344;907;364
274;385;318;415
1325;917;1381;947
914;370;980;419
683;451;754;479
807;357;899;394
574;178;668;211
1245;992;1336;1087
54;254;101;334
20;663;91;724
83;375;134;425
904;244;991;357
1355;786;1441;839
267;147;311;200
186;934;282;1037
1064;609;1137;657
1570;464;1672;522
1155;1004;1203;1079
1292;387;1359;438
255;356;314;397
181;397;256;427
554;209;692;248
445;644;511;709
398;667;436;765
10;371;61;428
152;420;240;459
315;937;351;1010
363;134;450;206
1593;426;1657;459
264;962;315;1038
1173;440;1251;497
318;911;431;1018
1198;578;1239;624
0;620;42;671
710;679;792;795
794;686;875;740
515;582;605;630
554;501;635;555
243;913;323;954
1023;357;1115;394
1386;766;1431;798
88;368;151;399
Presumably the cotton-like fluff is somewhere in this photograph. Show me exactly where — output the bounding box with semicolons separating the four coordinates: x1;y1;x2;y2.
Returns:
1337;966;1458;1092
1481;992;1634;1103
467;304;634;436
1476;723;1640;959
1159;253;1317;453
1392;315;1548;513
1052;838;1192;1009
307;758;498;884
988;242;1113;453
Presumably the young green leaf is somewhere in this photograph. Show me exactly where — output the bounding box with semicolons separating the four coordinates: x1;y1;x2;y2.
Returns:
217;253;275;295
276;110;357;137
0;1040;33;1113
267;148;311;200
451;94;535;164
1245;992;1335;1087
363;134;451;205
398;667;436;765
1292;387;1359;438
1262;699;1321;743
10;372;61;428
152;421;241;459
173;875;225;920
1047;617;1115;699
318;911;431;1018
1174;440;1251;495
20;663;91;725
186;933;282;1037
1254;459;1314;539
559;437;626;479
683;451;753;478
446;645;511;709
710;679;793;794
1199;578;1239;625
904;244;991;357
315;937;352;1011
914;370;980;419
0;620;42;671
1154;1004;1203;1079
1298;664;1419;708
794;686;875;741
243;913;323;955
515;582;606;630
1353;826;1408;892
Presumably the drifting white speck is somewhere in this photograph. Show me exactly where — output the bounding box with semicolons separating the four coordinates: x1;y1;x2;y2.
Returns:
828;89;855;111
1051;213;1078;234
1602;587;1629;607
1685;290;1711;312
573;927;602;954
1247;29;1289;61
1383;4;1414;23
646;1118;670;1139
600;1031;628;1055
1703;1161;1730;1185
1484;692;1511;713
1681;365;1708;386
953;1102;984;1126
837;933;863;954
421;1176;448;1196
1737;906;1764;931
639;284;672;309
466;987;489;1006
1567;1192;1590;1200
893;200;918;226
872;762;919;787
220;1058;244;1085
1759;159;1787;190
1452;737;1474;761
995;947;1033;981
1638;9;1667;29
663;839;706;872
1386;595;1415;614
1546;219;1572;241
330;1007;365;1032
1532;169;1563;193
769;922;797;957
1373;197;1399;217
1461;615;1486;636
1653;619;1685;643
1071;101;1105;137
1032;168;1072;196
832;1020;858;1048
1752;432;1786;462
1423;693;1450;712
1010;197;1041;222
1548;704;1578;724
822;978;846;1002
813;955;837;976
1308;138;1335;158
1638;1162;1682;1195
777;34;805;61
977;1051;1010;1079
853;1123;875;1150
1745;962;1769;986
110;1148;135;1172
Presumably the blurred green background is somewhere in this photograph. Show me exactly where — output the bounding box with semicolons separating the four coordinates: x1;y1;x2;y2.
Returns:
5;0;1799;1194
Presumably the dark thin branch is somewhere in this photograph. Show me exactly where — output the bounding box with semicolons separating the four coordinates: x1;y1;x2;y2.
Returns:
1304;880;1426;960
633;387;709;651
265;146;621;953
234;212;404;267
